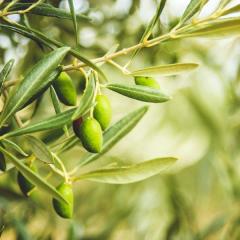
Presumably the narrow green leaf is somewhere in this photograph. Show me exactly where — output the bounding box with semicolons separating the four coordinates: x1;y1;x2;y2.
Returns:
79;106;149;166
0;59;14;96
75;157;177;184
50;86;69;136
179;0;209;25
107;84;170;103
72;73;95;120
221;4;240;16
58;135;80;154
218;0;232;9
180;17;240;38
7;3;90;21
0;147;68;204
0;47;70;127
129;0;167;62
130;63;199;77
2;108;76;138
1;139;28;157
0;23;107;82
68;0;79;46
25;135;53;164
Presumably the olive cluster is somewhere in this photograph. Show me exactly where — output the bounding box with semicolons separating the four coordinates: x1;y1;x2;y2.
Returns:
0;70;160;219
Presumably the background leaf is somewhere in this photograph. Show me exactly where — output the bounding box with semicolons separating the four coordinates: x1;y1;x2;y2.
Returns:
130;63;199;76
0;147;67;204
25;135;53;164
0;47;69;127
107;84;170;103
75;157;177;184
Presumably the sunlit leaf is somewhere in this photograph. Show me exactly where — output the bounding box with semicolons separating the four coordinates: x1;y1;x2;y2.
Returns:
107;84;170;103
0;59;14;96
129;0;167;63
72;73;95;120
0;47;69;127
221;4;240;16
75;157;177;184
130;63;199;76
25;135;53;164
0;147;68;203
180;17;240;38
179;0;209;25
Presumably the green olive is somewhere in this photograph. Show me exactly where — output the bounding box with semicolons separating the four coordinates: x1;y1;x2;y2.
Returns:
53;72;77;106
134;76;160;89
52;182;73;219
78;118;103;153
0;151;6;172
93;95;112;130
17;165;36;197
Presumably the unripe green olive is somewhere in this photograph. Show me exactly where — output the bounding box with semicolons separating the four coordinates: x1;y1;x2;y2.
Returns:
17;165;36;197
52;182;73;219
53;72;77;106
134;76;160;89
0;151;6;172
93;95;112;130
78;118;103;153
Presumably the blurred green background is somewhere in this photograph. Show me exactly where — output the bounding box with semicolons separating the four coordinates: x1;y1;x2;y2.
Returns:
0;0;240;239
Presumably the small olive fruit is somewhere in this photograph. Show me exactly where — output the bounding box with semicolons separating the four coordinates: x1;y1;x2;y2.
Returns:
78;118;103;153
53;72;77;106
93;95;112;130
17;165;36;197
0;151;6;172
52;182;73;219
134;76;160;89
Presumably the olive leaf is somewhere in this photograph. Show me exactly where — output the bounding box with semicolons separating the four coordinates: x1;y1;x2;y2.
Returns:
0;23;107;82
50;86;69;136
2;108;76;138
106;84;170;103
58;136;80;154
7;3;90;21
0;59;14;96
68;0;79;46
74;157;177;184
1;139;28;157
129;0;167;62
72;73;95;120
180;17;240;38
25;135;53;164
77;105;149;167
130;63;199;77
0;147;68;204
221;4;240;16
0;47;70;127
179;0;209;26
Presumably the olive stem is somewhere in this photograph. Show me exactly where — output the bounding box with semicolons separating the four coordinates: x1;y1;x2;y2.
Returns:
107;60;131;75
52;153;69;182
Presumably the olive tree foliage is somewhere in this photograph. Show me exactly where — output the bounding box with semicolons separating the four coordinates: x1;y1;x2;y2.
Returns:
0;0;239;237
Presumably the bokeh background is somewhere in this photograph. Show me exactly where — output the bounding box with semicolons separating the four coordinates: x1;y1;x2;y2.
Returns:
0;0;240;239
